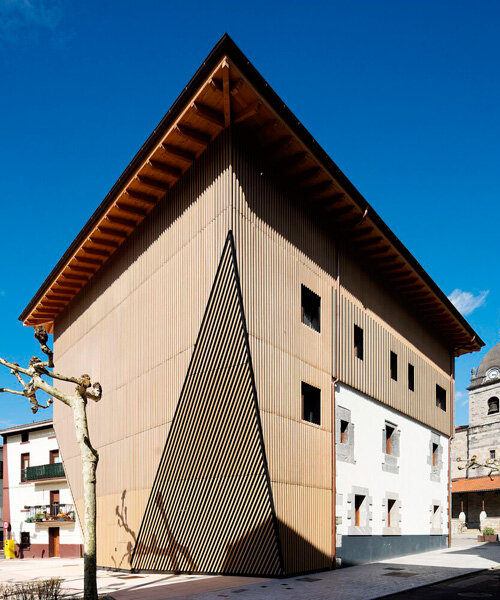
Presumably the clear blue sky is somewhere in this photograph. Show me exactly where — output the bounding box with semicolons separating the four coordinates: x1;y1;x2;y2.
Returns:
0;0;498;429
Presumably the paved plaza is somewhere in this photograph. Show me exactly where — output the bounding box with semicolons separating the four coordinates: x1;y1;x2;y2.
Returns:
0;538;498;599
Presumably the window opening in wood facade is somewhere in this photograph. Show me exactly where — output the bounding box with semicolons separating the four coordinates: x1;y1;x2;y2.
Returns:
488;397;499;414
301;285;320;333
340;419;348;444
387;498;396;528
354;495;364;527
432;443;438;466
436;385;447;411
390;351;398;381
354;325;363;360
385;424;395;455
408;363;415;392
302;381;321;425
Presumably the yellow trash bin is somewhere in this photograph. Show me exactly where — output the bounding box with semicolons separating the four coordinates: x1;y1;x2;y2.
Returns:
4;539;15;559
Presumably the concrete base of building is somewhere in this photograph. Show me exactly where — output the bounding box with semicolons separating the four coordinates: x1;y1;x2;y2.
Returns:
336;535;448;566
15;544;83;559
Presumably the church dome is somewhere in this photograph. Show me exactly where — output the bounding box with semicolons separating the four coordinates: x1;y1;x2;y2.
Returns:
476;340;500;378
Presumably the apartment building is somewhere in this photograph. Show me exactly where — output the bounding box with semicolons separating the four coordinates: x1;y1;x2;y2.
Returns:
1;420;83;558
19;35;482;574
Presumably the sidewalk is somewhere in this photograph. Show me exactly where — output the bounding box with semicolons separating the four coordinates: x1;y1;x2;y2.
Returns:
0;539;498;599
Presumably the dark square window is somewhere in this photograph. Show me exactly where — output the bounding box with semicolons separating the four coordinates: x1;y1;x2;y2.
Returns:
436;385;447;411
21;431;29;443
302;382;321;425
354;325;364;360
340;420;348;444
390;351;398;381
408;363;415;392
490;449;496;460
301;285;321;333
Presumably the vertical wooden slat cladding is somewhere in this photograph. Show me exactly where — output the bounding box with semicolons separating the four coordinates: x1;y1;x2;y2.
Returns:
53;132;233;569
132;232;282;576
339;288;452;435
231;139;334;573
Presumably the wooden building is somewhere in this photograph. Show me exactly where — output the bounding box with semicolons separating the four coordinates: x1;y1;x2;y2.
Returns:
20;35;482;574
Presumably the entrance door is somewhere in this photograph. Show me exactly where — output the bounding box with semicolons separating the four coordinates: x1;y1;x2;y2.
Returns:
48;527;60;557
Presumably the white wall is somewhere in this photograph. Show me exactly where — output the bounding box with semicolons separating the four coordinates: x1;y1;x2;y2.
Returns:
6;426;82;548
336;382;449;539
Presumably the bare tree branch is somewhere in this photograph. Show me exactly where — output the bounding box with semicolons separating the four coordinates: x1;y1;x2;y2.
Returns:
86;382;102;402
0;357;31;376
34;325;54;367
0;388;28;396
457;455;500;480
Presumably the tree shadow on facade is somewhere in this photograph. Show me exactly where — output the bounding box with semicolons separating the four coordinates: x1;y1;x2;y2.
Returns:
133;490;196;573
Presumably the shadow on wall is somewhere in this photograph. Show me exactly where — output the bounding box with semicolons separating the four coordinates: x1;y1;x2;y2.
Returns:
232;134;450;370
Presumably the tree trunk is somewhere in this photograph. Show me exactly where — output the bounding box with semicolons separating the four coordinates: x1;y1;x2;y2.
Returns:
72;395;99;600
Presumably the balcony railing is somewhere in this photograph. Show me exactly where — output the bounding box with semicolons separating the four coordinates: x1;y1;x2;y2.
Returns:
21;462;65;482
25;503;75;523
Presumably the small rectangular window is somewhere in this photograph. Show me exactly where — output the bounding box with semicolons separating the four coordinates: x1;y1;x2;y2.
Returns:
408;363;415;392
20;452;29;482
390;351;398;381
387;498;396;528
340;420;348;444
301;285;321;333
432;443;438;467
490;449;496;460
436;385;447;411
354;325;363;360
302;382;321;425
385;424;395;455
21;431;29;443
49;450;60;464
432;504;440;529
354;494;365;527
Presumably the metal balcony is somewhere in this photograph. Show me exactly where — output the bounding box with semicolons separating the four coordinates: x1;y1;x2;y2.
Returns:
21;462;65;482
24;503;75;523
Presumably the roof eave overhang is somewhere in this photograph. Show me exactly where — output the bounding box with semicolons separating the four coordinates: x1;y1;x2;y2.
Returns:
19;34;483;356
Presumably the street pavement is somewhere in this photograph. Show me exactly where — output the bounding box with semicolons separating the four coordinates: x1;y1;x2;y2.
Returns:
0;538;498;599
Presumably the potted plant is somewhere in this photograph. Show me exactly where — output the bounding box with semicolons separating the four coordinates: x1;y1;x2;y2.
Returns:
482;527;498;542
25;517;34;523
34;512;44;522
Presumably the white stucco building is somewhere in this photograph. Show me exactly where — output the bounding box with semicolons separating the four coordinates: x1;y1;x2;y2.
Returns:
1;419;83;558
335;383;449;565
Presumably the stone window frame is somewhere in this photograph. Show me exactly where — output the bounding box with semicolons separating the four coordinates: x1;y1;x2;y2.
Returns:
382;492;402;535
428;432;443;482
336;405;355;464
347;486;372;535
430;500;443;535
382;420;400;474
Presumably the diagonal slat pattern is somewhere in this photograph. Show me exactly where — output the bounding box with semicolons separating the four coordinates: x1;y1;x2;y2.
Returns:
132;231;283;576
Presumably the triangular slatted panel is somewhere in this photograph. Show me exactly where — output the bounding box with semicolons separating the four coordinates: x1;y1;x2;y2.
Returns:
132;231;283;576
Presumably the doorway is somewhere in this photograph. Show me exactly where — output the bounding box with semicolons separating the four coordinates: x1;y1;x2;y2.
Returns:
48;527;60;558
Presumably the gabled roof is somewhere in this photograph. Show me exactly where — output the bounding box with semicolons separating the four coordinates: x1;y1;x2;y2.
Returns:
0;418;53;437
19;34;483;357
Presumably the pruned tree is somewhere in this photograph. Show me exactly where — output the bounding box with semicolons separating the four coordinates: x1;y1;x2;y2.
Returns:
0;326;101;600
457;455;500;479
